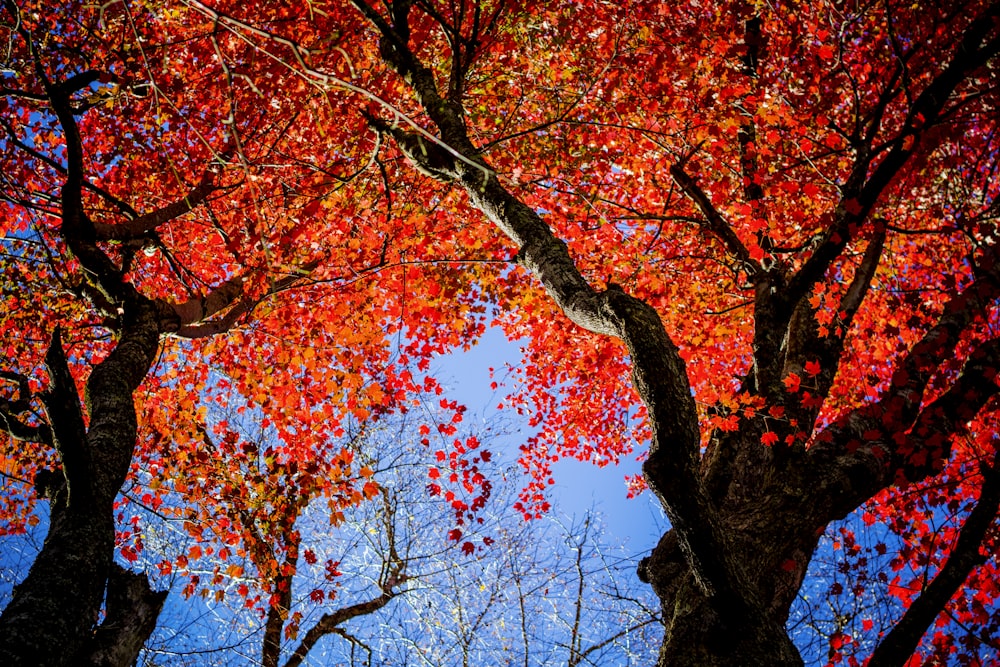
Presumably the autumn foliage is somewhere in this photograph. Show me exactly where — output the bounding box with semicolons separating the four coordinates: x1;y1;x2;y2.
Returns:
2;0;1000;665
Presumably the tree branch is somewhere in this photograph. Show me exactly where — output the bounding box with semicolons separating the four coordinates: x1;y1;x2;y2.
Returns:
900;338;1000;478
282;488;407;667
80;565;168;667
878;246;1000;430
262;531;300;667
169;262;319;338
92;171;219;241
668;163;755;270
0;370;51;444
783;223;888;440
866;453;1000;667
282;590;397;667
83;297;163;504
39;328;90;506
786;5;1000;310
808;337;1000;521
29;53;127;303
839;224;888;319
167;275;245;330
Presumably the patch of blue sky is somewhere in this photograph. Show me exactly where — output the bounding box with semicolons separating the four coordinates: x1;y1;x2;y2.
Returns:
431;326;667;554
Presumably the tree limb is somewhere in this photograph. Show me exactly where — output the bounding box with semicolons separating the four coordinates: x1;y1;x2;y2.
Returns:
669;163;755;271
783;223;888;441
92;171;219;241
0;370;51;444
80;565;168;667
39;328;91;506
878;245;1000;430
262;531;300;667
170;262;319;338
282;590;397;667
808;337;1000;520
786;5;1000;311
281;489;408;667
866;453;1000;667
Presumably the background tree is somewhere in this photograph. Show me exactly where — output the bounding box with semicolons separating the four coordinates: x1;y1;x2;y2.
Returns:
133;385;497;667
109;400;659;667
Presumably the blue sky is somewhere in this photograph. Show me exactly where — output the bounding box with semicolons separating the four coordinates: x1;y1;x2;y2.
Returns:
432;326;668;555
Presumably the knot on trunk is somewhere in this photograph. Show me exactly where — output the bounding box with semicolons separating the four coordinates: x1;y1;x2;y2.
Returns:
33;468;67;508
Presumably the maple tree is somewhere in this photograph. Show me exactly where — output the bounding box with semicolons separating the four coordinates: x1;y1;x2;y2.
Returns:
3;0;1000;665
0;0;491;663
170;0;998;664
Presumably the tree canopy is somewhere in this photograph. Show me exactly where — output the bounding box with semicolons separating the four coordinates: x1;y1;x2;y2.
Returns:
2;0;1000;665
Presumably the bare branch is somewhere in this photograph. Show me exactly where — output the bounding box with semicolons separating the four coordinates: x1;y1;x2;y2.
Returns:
282;487;408;667
282;588;398;667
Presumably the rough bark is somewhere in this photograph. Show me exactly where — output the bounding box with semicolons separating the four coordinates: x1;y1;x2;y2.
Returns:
0;301;163;666
83;565;169;667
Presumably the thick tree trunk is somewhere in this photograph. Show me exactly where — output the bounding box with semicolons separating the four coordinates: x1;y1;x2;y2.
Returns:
641;522;808;666
0;501;117;666
0;301;163;667
658;582;798;666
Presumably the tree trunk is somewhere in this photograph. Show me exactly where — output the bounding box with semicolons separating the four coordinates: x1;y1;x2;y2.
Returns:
84;565;169;667
0;301;163;667
641;520;809;667
659;581;799;666
0;500;117;666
